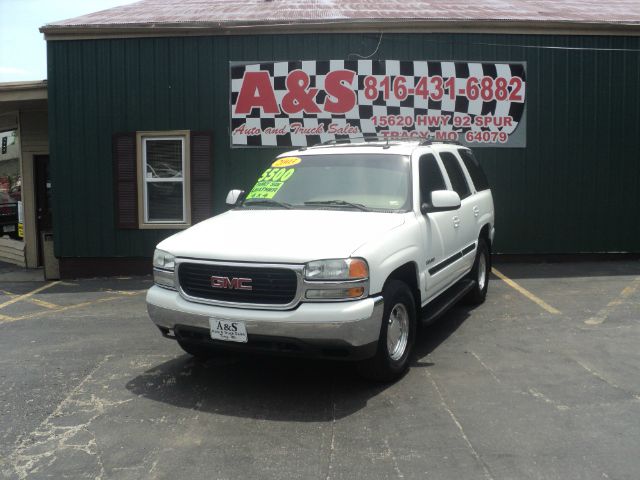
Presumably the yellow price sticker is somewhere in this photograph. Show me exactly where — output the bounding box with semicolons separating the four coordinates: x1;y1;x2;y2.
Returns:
246;181;285;199
257;167;296;183
272;156;301;168
246;167;297;200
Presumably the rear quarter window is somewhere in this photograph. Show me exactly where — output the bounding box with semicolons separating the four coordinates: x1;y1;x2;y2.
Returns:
458;149;490;191
439;152;471;200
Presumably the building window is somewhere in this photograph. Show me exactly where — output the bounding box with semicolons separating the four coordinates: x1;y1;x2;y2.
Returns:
137;131;191;228
113;130;212;230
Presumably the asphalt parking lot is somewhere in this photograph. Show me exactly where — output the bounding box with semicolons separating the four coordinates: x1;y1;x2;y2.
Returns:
0;261;639;480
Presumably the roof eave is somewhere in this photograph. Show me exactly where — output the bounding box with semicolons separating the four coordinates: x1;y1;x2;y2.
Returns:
40;19;640;40
0;81;48;103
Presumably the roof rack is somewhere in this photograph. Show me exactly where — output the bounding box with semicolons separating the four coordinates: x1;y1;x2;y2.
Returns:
316;136;387;146
309;136;462;149
311;135;423;149
419;138;462;146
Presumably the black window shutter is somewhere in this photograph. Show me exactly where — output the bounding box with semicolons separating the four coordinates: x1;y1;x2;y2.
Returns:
190;131;214;224
112;132;138;229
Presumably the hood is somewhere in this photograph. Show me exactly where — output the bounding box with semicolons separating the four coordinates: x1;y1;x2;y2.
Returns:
158;209;406;263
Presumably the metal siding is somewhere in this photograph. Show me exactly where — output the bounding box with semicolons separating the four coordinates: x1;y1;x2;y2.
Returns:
47;33;640;258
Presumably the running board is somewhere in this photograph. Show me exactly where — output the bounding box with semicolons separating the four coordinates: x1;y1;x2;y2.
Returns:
420;279;476;325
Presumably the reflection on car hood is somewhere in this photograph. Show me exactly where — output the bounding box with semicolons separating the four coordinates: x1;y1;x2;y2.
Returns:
158;209;406;263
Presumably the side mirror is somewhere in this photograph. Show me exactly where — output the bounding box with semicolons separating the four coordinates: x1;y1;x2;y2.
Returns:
422;190;461;213
225;189;245;207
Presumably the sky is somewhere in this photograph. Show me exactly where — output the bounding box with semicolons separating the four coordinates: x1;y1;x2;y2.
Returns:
0;0;138;82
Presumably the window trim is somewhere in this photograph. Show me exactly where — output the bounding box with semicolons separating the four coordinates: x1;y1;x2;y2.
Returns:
136;130;191;229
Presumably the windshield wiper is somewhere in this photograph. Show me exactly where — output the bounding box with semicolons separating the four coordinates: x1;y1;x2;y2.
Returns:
304;200;371;211
242;199;292;209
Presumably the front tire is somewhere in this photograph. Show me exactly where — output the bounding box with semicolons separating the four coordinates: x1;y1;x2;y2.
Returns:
357;280;416;382
464;238;490;305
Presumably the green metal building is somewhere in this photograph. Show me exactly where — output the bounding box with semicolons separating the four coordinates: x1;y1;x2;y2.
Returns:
40;0;640;277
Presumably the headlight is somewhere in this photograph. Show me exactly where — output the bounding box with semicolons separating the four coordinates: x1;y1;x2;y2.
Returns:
303;258;369;301
153;249;176;290
153;249;175;271
304;258;368;281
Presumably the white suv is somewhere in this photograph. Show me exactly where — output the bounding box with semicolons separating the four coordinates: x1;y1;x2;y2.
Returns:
147;140;494;381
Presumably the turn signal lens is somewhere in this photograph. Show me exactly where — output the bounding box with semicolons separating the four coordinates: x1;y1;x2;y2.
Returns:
348;259;368;279
347;287;365;298
305;287;366;300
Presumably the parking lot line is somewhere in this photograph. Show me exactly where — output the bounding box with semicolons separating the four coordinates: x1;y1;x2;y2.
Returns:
585;277;640;326
492;268;561;315
0;292;145;324
0;281;61;311
1;290;62;310
27;298;62;310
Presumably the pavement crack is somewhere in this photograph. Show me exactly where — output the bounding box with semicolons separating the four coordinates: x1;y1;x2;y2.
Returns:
470;351;501;384
2;355;118;479
424;369;495;480
383;436;404;478
527;388;569;411
573;358;640;400
325;381;337;480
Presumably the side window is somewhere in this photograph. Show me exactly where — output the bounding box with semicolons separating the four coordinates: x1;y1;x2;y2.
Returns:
418;154;446;205
440;152;471;200
459;149;490;191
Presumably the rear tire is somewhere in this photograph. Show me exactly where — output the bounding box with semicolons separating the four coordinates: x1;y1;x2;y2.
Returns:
357;280;416;382
464;238;489;305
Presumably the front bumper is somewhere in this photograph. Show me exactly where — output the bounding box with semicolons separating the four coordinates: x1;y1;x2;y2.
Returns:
146;286;384;360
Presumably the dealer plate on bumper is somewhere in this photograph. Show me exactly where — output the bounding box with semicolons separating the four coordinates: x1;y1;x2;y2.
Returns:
209;318;248;343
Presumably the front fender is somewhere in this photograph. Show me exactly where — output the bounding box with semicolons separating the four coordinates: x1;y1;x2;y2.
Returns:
351;218;422;296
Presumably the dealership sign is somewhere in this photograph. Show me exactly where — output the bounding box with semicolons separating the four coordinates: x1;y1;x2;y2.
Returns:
230;60;526;148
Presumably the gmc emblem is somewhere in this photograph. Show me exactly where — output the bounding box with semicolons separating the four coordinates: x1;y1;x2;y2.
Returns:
211;276;253;291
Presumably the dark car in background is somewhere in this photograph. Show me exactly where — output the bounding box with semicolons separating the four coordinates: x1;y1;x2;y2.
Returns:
0;191;18;238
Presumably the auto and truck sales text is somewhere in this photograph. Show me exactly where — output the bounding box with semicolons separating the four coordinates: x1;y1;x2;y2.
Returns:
232;70;523;143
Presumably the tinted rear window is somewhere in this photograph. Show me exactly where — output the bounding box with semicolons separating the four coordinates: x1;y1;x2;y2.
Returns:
459;149;490;191
440;152;471;200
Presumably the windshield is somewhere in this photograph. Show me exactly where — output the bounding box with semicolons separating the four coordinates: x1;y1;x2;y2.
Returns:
243;153;412;212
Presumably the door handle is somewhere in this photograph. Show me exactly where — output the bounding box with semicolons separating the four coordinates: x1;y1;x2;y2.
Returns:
472;206;480;217
452;215;460;228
